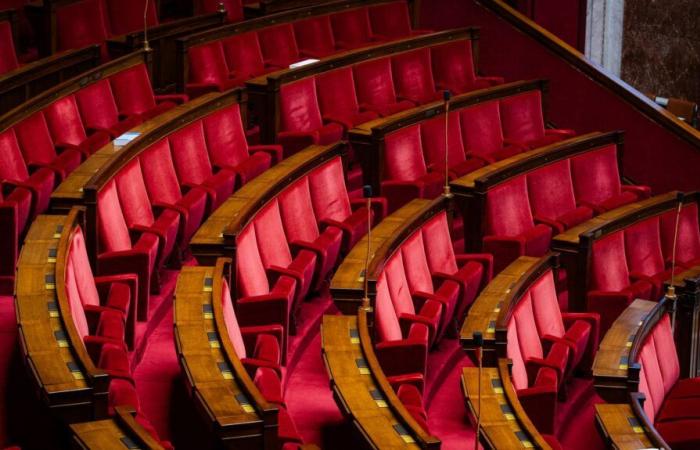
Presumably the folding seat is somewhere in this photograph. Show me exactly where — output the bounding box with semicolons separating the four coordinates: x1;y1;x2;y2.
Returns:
252;363;304;445
526;160;594;233
168;121;236;212
293;15;336;59
253;200;318;314
400;231;460;339
391;48;441;105
195;0;243;22
625;217;679;299
307;158;386;252
506;318;558;434
381;125;443;212
499;91;575;149
419;112;484;179
55;0;110;59
202;104;281;187
221;32;270;81
587;231;654;333
96;180;159;320
75;79;142;139
257;24;301;69
277;77;344;157
103;0;158;36
44;95;110;159
186;42;242;97
420;211;491;321
659;203;700;269
114;159;180;267
330;7;383;50
459;101;526;163
139;139;208;248
374;273;428;392
278;178;343;291
396;384;430;432
483;177;552;273
14;112;82;181
315;67;379;131
431;40;503;95
367;1;429;39
570;144;651;213
529;269;599;375
353;58;415;117
110;64;186;122
0;20;19;75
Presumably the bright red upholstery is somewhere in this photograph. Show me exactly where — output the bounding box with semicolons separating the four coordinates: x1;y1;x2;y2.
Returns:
381;125;443;212
660;203;700;269
499;91;575;149
257;23;300;69
625;217;676;299
420;112;484;179
0;20;19;75
55;0;109;58
330;7;382;50
316;67;379;131
391;48;440;105
483;177;552;273
277;77;344;156
294;15;336;59
431;40;503;94
44;95;110;159
221;32;268;81
460;101;525;163
75;79;141;139
526;159;593;233
196;0;243;22
110;64;183;122
353;58;414;117
367;1;426;39
103;0;158;36
397;384;430;432
186;42;243;97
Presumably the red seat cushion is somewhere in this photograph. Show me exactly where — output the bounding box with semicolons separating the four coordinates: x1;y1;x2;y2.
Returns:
55;0;109;57
431;40;498;94
354;58;414;117
368;1;416;38
221;31;267;80
294;15;336;59
316;67;379;130
330;7;380;50
460;101;524;163
420;111;483;179
258;24;300;69
391;48;439;105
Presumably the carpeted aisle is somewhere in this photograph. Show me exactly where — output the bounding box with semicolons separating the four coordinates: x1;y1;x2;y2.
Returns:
0;296;16;446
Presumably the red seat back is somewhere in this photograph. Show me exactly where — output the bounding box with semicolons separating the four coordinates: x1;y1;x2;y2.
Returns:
589;231;631;291
400;231;434;294
506;318;529;390
278;178;320;243
188;42;229;86
104;0;158;35
420;112;465;168
499;91;546;142
485;177;535;237
0;20;18;75
0;128;30;182
169;121;214;186
253;199;293;269
528;270;566;339
96;180;134;253
513;292;545;362
570;145;623;206
279;77;323;133
222;278;247;358
14;112;57;165
526;160;578;221
44;95;89;147
237;224;271;297
202;104;250;169
110;64;157;118
391;48;435;102
431;40;477;93
222;32;265;79
293;15;335;56
375;273;403;342
624;217;665;277
75;79;121;131
67;227;101;309
353;58;399;107
65;247;91;339
420;211;459;274
330;7;373;47
460;101;507;158
316;67;361;119
660;203;700;265
385;252;417;317
114;158;156;229
55;0;109;52
257;23;299;67
383;125;427;181
139;139;183;205
307;158;352;222
368;1;413;38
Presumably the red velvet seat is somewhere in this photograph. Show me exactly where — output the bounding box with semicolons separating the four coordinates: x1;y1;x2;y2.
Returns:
44;95;110;160
257;23;301;69
396;384;430;432
381;125;443;212
420;112;484;179
0;20;19;75
110;64;185;122
186;42;243;97
15;112;82;181
460;101;526;163
202;104;281;187
293;15;336;59
353;58;414;117
625;217;678;299
330;7;382;50
196;0;243;22
529;269;599;375
660;203;700;269
499;91;575;149
420;212;491;322
221;31;269;81
391;48;441;105
526;160;594;233
483;177;552;273
587;231;654;333
315;67;379;131
367;1;428;38
103;0;158;35
431;40;503;94
277;77;344;157
55;0;109;59
374;273;428;392
169;121;236;212
307;158;386;252
75;79;141;139
570;144;650;213
278;178;342;291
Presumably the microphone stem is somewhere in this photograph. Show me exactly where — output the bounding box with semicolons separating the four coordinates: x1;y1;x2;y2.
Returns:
363;196;371;304
143;0;151;51
669;200;683;330
444;100;451;196
475;347;482;450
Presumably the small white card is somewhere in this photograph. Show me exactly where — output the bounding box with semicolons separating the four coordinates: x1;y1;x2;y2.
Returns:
289;59;319;69
114;132;141;147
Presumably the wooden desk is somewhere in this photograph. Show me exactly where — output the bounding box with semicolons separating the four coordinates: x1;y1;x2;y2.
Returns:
174;259;277;449
592;299;656;403
594;403;655;450
322;313;439;449
461;359;552;449
70;406;165;450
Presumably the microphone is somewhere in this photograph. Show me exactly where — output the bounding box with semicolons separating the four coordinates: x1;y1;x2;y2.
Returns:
362;185;373;308
442;90;453;198
143;0;151;51
473;331;484;450
667;192;685;330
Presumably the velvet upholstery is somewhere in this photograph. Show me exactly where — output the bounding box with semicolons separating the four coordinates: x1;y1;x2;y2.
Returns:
460;101;525;163
75;79;141;139
294;16;336;59
110;64;181;122
221;32;268;81
353;58;414;117
420;112;484;179
0;20;18;75
368;1;426;38
55;0;109;58
103;0;158;35
316;67;379;131
44;95;110;159
330;7;382;50
659;204;700;269
624;217;675;299
499;91;575;149
431;40;503;94
257;23;300;69
186;42;242;96
391;48;440;105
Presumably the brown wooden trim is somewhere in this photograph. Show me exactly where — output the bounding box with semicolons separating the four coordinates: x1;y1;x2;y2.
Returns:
628;392;672;450
113;406;166;450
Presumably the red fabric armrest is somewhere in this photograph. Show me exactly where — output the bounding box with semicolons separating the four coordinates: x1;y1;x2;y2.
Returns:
249;145;283;164
155;94;188;105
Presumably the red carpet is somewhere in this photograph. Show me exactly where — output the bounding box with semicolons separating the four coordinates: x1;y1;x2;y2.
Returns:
0;296;16;446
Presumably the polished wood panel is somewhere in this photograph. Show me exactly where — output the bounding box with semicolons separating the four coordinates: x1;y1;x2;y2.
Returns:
594;403;655;450
70;406;165;449
669;265;700;377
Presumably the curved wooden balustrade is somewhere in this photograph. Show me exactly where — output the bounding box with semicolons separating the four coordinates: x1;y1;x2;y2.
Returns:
70;406;166;450
461;359;552;449
174;258;278;449
594;403;657;450
322;312;440;449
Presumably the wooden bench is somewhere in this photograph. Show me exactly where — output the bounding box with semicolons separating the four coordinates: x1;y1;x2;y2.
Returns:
70;406;166;450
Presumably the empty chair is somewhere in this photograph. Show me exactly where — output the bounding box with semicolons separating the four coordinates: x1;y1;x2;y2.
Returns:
460;101;526;163
431;40;503;94
368;1;427;38
221;32;269;81
381;125;443;212
277;77;344;157
258;23;300;69
526;160;594;233
103;0;158;36
202;104;281;187
195;0;243;22
499;91;575;149
660;203;700;269
353;58;414;117
186;42;242;97
55;0;110;58
397;384;430;432
110;64;185;122
330;7;382;50
483;177;552;273
278;178;343;291
44;95;110;159
625;217;678;299
570;144;651;213
294;15;336;59
0;19;19;75
391;48;440;105
169;121;236;212
587;231;654;333
75;79;141;138
307;158;386;252
420;112;484;179
316;67;379;131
